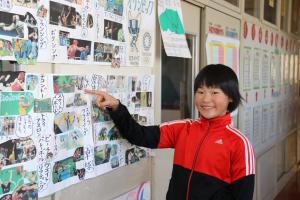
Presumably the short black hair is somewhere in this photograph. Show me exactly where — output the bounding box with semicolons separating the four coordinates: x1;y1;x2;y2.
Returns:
194;64;242;112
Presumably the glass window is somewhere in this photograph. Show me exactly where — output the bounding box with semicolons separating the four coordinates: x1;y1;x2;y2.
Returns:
291;0;300;35
280;0;289;31
244;0;260;17
263;0;277;24
224;0;239;7
161;34;195;122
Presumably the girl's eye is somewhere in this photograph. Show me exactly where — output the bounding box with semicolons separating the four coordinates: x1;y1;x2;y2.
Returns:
197;91;204;94
212;91;219;94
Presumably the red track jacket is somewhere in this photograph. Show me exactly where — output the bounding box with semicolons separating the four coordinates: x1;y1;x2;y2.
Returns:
109;103;255;200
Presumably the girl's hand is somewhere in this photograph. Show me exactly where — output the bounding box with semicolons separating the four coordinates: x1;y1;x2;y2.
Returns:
84;89;119;111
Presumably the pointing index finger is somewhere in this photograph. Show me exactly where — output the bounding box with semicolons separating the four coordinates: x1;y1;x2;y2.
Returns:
84;89;106;96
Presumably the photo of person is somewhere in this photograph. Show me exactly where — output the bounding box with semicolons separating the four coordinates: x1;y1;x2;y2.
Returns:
94;144;111;165
111;46;120;68
0;71;25;92
0;12;25;38
49;1;76;29
0;92;34;116
0;167;24;195
110;156;119;168
12;38;38;65
33;98;52;113
105;0;124;16
13;0;38;8
37;5;48;18
59;31;70;46
0;117;16;137
53;75;76;93
56;130;84;150
0;39;13;57
54;111;79;134
25;74;38;91
64;0;83;5
52;157;77;184
0;138;36;167
72;147;83;162
67;39;91;60
103;19;123;41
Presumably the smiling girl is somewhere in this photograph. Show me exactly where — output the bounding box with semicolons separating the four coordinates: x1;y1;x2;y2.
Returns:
85;64;255;200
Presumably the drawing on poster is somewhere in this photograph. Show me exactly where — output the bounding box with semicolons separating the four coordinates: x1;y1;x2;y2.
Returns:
0;71;25;92
128;12;140;52
54;111;83;134
0;92;34;116
0;138;36;167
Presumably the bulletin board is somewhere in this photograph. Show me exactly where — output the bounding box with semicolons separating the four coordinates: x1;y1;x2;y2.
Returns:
0;0;157;199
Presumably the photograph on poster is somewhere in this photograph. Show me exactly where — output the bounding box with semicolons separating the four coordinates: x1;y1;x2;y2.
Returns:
37;5;48;18
49;1;76;29
64;0;83;5
0;39;13;57
25;74;38;91
0;71;25;92
56;130;84;150
0;116;16;137
94;42;113;62
34;98;52;113
111;46;120;68
67;38;91;60
92;103;111;123
13;0;38;8
110;156;119;168
0;166;23;195
0;92;34;116
59;31;70;46
52;155;82;184
125;147;146;165
94;144;111;165
0;138;36;166
53;75;76;93
54;111;83;134
103;19;123;41
66;93;87;108
105;0;124;16
0;12;25;38
107;75;126;92
128;12;140;52
13;36;38;65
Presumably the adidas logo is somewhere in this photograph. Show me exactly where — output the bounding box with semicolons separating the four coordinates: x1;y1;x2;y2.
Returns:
215;139;223;144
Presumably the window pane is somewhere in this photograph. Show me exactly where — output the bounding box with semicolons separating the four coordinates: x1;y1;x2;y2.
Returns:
264;0;277;24
291;0;300;35
224;0;239;6
161;35;194;122
245;0;260;18
280;0;289;31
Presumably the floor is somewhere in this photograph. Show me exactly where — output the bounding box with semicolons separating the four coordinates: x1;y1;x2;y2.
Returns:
274;166;300;200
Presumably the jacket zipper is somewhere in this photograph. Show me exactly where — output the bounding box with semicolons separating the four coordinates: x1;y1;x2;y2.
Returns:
185;123;210;200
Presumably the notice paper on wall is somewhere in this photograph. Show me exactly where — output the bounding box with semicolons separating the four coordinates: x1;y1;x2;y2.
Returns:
158;0;191;58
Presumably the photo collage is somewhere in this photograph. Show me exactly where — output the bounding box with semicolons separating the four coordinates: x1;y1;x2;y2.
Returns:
0;71;154;198
0;0;155;66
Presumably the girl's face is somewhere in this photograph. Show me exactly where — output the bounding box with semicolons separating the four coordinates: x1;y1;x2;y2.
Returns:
194;85;231;119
